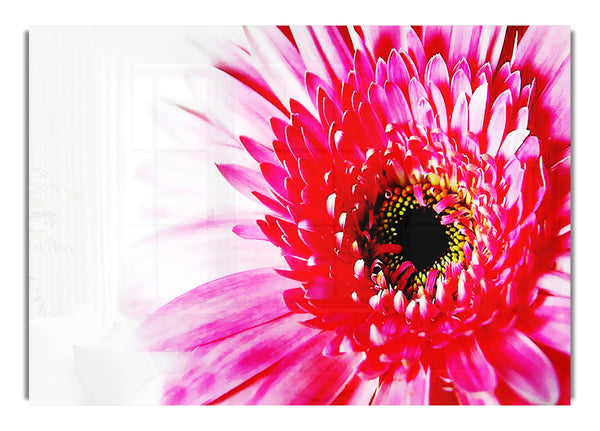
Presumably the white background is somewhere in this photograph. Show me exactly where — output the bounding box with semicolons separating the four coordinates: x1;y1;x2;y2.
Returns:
28;27;288;404
2;0;599;429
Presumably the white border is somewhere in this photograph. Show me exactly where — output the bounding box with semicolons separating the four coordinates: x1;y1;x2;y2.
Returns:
3;0;599;429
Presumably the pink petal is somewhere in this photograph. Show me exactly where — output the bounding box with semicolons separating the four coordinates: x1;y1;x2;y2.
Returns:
518;294;570;354
408;77;428;115
243;26;313;113
239;135;279;165
513;26;570;92
455;389;500;405
428;82;448;132
478;328;560;404
354;49;376;95
393;290;408;315
515;107;529;130
358;101;388;149
415;98;436;131
216;163;270;203
537;58;570;144
445;337;497;392
485;90;511;157
515;135;540;163
260;162;290;199
138;268;296;351
450;92;468;136
468;82;488;135
270;117;289;143
252;191;290;217
512;26;570;143
502;157;524;210
372;365;430;405
387;49;411;91
504;71;522;107
304;277;336;300
404;28;427;76
384;81;412;125
536;271;570;297
331;375;379;405
291;26;335;87
421;26;452;63
476;26;507;73
232;223;268;240
364;26;401;62
215;59;289;117
498;129;530;163
375;57;387;85
285;124;313;160
163;314;317;404
450;67;472;105
412;183;425;206
424;269;439;296
251;333;362;404
448;26;482;70
244;26;306;81
310;26;355;83
425;26;505;74
368;82;392;125
305;71;335;110
452;57;472;81
424;53;449;93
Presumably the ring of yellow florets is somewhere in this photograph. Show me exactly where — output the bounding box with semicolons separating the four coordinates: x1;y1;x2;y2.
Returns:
369;181;474;300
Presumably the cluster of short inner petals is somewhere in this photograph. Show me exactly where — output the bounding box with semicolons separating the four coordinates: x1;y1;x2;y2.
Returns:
252;35;548;386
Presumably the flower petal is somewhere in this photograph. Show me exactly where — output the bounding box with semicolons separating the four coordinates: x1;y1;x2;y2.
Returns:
331;375;379;405
513;26;569;92
444;337;497;393
455;389;500;405
216;163;270;202
518;294;570;354
498;129;530;163
478;328;560;404
536;271;570;297
138;268;297;351
232;223;268;240
512;26;570;143
243;26;313;113
162;314;317;404
372;365;430;405
251;333;362;404
485;90;510;157
239;135;279;165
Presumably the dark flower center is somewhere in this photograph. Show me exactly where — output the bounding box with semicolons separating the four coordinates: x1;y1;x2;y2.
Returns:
369;184;471;298
384;205;451;271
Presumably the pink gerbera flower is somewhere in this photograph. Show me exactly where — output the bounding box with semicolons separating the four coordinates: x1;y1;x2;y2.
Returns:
138;26;570;405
